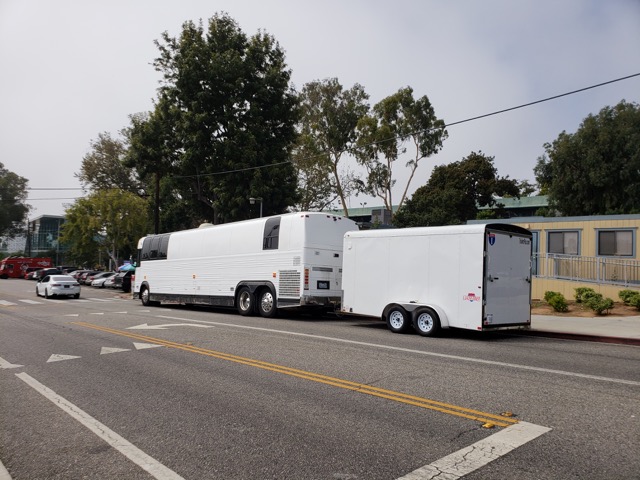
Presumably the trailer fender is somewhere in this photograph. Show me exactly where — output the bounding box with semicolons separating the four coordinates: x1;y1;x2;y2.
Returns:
425;304;449;329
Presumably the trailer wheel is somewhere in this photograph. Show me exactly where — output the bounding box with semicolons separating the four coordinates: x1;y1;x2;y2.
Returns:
257;288;277;318
413;308;440;337
385;306;410;333
237;286;254;316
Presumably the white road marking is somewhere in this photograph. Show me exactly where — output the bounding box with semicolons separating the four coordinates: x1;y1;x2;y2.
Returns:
64;314;80;317
127;323;213;330
47;354;81;363
0;300;17;306
100;347;131;355
0;458;11;480
133;342;163;350
19;299;42;304
90;312;105;315
0;355;23;370
87;298;112;302
76;299;91;303
15;373;184;480
397;421;551;479
155;315;640;387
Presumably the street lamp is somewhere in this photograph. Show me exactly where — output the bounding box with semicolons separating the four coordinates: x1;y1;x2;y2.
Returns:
249;197;263;218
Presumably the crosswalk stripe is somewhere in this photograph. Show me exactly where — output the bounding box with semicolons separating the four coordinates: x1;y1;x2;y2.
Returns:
19;299;42;304
0;300;17;306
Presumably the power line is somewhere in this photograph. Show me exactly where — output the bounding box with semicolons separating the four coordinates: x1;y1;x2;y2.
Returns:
162;72;640;180
23;71;640;188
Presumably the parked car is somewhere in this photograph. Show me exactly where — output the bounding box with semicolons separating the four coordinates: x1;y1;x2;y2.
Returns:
80;270;103;285
23;267;41;279
34;268;62;280
72;269;91;280
90;272;116;288
36;275;81;299
103;275;117;289
58;266;79;274
112;270;133;292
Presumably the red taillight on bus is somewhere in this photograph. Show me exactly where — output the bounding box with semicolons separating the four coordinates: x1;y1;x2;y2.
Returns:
304;268;309;290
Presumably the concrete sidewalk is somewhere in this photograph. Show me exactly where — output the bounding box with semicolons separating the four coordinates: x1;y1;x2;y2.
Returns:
530;314;640;342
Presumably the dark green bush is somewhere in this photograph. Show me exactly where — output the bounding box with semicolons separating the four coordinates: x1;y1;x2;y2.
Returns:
544;291;562;302
546;292;569;312
585;294;614;315
575;287;596;303
629;295;640;311
618;289;640;305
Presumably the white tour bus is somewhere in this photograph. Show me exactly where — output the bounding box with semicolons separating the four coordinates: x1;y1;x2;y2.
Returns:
341;223;533;336
133;212;358;317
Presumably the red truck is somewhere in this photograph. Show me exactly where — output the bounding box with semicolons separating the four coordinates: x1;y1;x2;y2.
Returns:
0;257;53;279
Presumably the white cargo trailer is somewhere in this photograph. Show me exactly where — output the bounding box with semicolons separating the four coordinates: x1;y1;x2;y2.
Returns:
133;212;358;317
341;223;532;335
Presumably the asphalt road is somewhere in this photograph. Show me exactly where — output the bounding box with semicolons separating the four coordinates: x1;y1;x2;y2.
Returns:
1;279;639;479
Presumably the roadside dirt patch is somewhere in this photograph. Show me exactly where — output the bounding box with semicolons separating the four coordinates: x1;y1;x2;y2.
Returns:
531;300;640;317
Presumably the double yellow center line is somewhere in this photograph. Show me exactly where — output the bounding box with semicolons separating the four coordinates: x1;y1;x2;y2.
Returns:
74;322;518;428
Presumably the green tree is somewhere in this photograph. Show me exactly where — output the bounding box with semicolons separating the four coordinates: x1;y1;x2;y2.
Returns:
133;14;299;228
76;132;143;193
536;100;640;215
0;162;29;238
355;87;447;219
295;78;369;216
394;152;520;227
60;190;152;268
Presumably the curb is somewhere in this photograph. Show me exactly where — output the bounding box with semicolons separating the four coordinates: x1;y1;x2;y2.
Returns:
515;329;640;346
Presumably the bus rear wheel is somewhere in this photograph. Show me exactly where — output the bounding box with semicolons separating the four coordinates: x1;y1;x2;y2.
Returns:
257;288;277;318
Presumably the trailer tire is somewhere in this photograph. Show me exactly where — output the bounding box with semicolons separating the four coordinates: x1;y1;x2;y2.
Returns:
257;287;277;318
385;305;411;333
413;307;440;337
237;286;254;316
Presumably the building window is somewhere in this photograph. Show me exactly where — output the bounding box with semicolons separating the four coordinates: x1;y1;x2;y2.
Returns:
597;229;634;257
547;230;579;255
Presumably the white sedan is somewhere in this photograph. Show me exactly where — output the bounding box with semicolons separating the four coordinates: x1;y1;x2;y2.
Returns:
36;275;81;299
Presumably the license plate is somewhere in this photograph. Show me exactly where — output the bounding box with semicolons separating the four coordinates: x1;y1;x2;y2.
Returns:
64;285;69;288
317;281;329;290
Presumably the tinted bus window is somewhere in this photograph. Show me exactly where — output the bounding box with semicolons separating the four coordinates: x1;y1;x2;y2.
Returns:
263;218;280;250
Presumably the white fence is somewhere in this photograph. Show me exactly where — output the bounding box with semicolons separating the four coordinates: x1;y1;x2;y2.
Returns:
533;254;640;287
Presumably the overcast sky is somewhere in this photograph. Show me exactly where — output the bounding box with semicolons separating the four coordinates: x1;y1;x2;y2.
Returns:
1;0;639;219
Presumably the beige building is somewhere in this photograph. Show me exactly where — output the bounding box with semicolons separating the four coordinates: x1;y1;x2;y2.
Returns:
472;215;640;300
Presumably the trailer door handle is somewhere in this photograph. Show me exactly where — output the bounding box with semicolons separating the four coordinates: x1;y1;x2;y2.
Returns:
488;275;499;282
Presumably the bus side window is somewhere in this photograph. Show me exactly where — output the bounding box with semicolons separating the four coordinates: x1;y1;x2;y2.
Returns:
159;235;170;260
263;218;280;250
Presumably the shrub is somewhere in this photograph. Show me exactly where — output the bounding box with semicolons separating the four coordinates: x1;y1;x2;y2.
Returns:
544;291;562;302
618;289;640;305
575;287;596;303
585;294;614;315
545;291;569;312
629;295;640;311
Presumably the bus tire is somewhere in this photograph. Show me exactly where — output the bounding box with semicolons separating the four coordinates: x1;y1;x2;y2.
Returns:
385;305;410;333
413;307;440;337
140;286;158;307
237;286;254;316
257;287;277;318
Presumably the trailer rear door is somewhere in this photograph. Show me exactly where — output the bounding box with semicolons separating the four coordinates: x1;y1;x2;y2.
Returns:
483;228;532;327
